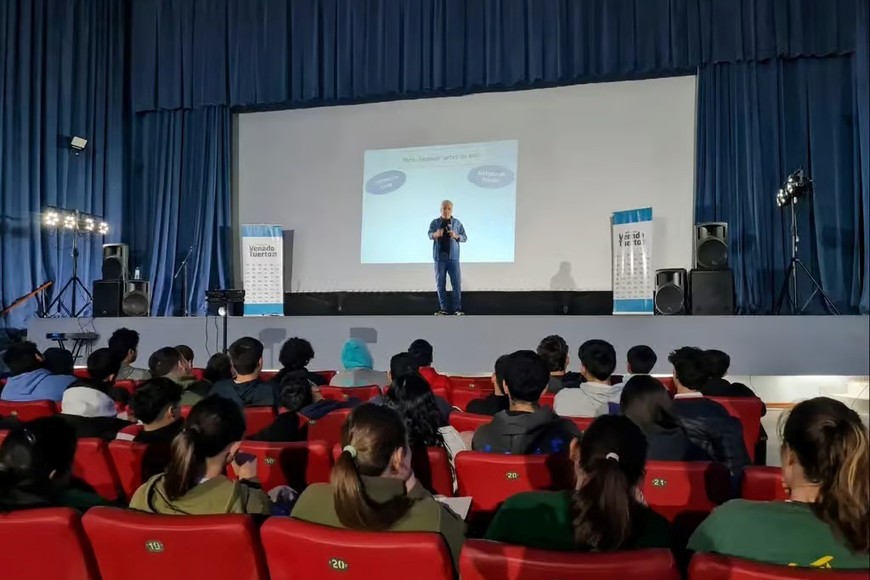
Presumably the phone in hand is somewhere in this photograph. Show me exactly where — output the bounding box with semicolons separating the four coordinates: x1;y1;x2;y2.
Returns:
233;451;256;466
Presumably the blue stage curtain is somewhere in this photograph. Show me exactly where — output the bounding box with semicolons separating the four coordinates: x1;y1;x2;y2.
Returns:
0;0;125;328
125;107;232;317
857;0;869;313
130;0;858;112
695;54;868;314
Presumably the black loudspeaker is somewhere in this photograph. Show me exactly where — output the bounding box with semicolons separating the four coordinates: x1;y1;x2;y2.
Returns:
102;243;129;281
93;280;122;317
122;280;151;317
654;269;688;315
694;222;729;270
690;269;735;315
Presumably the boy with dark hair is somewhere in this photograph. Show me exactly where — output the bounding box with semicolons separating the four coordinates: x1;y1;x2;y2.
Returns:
627;345;657;375
275;337;327;385
175;345;195;366
210;337;277;407
108;328;151;381
148;346;209;405
0;341;75;402
409;339;451;393
61;348;131;440
43;348;75;376
472;350;580;454
376;351;451;422
536;335;581;394
699;349;762;401
127;377;184;444
554;339;620;417
466;354;512;416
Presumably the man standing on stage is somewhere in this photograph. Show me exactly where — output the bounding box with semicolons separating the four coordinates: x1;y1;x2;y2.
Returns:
428;200;467;315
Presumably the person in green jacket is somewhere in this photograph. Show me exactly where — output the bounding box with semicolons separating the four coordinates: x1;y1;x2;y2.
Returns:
689;397;869;570
485;414;671;552
292;404;466;570
129;396;271;516
0;416;109;512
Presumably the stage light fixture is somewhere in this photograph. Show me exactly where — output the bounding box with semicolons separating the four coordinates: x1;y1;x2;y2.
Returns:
63;214;77;229
98;222;109;235
70;136;88;153
775;169;812;208
43;210;61;228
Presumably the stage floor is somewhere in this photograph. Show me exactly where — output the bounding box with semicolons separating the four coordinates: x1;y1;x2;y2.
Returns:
28;315;870;377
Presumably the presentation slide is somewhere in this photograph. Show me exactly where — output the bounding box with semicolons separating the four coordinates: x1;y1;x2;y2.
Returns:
361;140;518;264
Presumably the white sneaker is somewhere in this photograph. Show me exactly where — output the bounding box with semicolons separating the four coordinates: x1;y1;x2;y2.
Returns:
454;311;465;316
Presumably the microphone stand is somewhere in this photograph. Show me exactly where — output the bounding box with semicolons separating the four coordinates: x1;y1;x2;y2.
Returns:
173;245;196;317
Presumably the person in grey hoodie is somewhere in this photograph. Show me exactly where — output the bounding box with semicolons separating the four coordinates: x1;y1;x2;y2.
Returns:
0;342;75;402
554;339;620;417
472;350;581;455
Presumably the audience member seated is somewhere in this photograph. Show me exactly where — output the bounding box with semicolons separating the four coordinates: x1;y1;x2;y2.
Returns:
329;338;389;388
0;416;108;512
699;349;765;408
60;349;131;440
203;352;233;384
485;415;670;551
108;327;151;381
291;404;465;568
554;339;620;417
379;352;453;422
211;337;277;407
613;345;658;388
409;339;451;392
126;378;184;445
175;344;195;367
0;341;75;402
620;375;711;461
472;350;580;454
668;347;748;477
465;355;511;416
537;335;580;393
689;397;869;569
129;396;272;516
385;374;467;464
274;337;327;386
42;347;75;376
148;346;210;406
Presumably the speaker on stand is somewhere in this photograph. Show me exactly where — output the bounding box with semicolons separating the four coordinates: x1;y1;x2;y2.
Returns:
654;269;688;315
690;222;734;315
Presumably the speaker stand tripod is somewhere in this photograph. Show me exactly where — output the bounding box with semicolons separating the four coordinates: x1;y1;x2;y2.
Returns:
774;200;840;315
47;230;93;318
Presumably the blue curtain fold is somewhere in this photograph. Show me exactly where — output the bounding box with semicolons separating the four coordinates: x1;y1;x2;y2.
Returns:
0;0;125;328
695;55;868;314
856;0;869;313
131;0;858;112
126;107;232;317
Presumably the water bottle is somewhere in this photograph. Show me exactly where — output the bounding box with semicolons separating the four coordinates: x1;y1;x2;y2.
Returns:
133;266;141;280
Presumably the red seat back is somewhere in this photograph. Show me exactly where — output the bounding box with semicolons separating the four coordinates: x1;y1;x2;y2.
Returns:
313;370;336;382
741;466;787;501
190;368;205;380
449;411;491;433
260;370;278;381
450;386;494;411
318;385;380;402
114;379;138;396
0;399;58;421
107;440;150;500
455;451;571;516
229;440;331;491
73;368;91;379
0;508;99;579
431;386;449;401
331;443;454;497
180;404;193;418
82;507;268;580
568;416;593;431
73;438;122;501
461;541;679;580
688;553;869;579
260;517;453;580
707;396;764;461
539;392;555;408
0;430;7;445
448;376;492;390
306;408;352;447
243;406;276;436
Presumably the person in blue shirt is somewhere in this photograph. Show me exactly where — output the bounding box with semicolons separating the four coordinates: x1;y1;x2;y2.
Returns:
1;342;75;402
427;200;467;316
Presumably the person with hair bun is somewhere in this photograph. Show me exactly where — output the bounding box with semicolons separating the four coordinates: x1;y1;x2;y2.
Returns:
690;397;869;569
129;396;271;516
485;415;671;552
291;404;465;568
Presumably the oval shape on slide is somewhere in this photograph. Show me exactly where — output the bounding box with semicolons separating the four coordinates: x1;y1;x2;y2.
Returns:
467;165;515;188
365;170;407;195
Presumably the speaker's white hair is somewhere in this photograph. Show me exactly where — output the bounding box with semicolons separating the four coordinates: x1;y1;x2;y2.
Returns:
441;200;453;208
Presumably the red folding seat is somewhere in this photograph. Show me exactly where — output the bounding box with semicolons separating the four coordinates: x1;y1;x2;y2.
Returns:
260;370;278;381
0;399;58;421
73;367;91;379
656;376;676;395
450;386;494;411
190;367;205;380
261;517;454;580
0;430;7;445
108;439;151;499
82;507;268;580
114;379;137;395
331;443;454;497
449;411;491;433
180;404;193;418
306;408;352;447
319;385;380;402
539;392;555;408
460;541;679;580
688;553;869;579
73;438;123;501
448;376;492;390
741;466;787;501
313;370;336;383
431;385;449;401
567;416;593;431
243;406;276;436
707;396;764;461
228;440;331;491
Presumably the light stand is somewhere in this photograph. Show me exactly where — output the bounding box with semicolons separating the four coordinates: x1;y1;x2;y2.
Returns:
172;245;196;317
205;289;245;353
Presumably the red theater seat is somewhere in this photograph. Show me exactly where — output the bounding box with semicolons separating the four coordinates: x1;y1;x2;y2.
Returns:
307;408;351;447
708;396;764;461
261;517;454;580
448;376;492;390
460;541;679;580
450;386;494;411
688;553;869;579
741;466;788;501
314;370;336;383
190;367;205;380
319;385;380;402
114;379;137;396
0;399;58;421
568;416;593;432
229;440;331;491
449;411;491;433
83;507;268;580
539;392;555;408
73;438;123;501
0;508;99;580
243;406;276;436
108;440;150;500
656;376;676;395
73;368;91;379
260;370;278;381
0;430;7;445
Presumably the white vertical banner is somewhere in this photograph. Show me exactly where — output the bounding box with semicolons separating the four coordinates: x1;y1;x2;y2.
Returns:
241;224;284;316
611;207;654;315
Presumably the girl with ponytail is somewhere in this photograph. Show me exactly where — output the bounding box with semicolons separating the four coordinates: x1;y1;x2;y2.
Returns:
291;404;466;569
690;396;869;569
129;396;271;516
486;415;672;551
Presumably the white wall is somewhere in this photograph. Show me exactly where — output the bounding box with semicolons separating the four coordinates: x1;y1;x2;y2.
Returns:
237;76;697;292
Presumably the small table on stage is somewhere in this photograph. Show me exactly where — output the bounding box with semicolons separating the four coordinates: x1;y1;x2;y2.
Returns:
46;332;98;361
